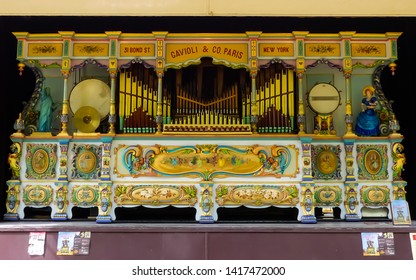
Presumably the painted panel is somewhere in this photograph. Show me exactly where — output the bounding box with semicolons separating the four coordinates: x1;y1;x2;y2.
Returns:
305;43;340;57
73;43;109;56
351;43;386;57
166;43;248;64
28;43;63;57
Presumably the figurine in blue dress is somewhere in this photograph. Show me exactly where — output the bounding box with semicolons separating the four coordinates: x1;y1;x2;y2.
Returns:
355;86;380;136
39;87;53;132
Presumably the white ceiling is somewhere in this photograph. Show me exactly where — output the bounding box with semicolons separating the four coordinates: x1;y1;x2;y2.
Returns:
2;0;416;16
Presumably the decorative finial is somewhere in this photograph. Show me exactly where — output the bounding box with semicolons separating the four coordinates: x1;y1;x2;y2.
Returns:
17;62;25;76
389;61;397;76
12;113;25;136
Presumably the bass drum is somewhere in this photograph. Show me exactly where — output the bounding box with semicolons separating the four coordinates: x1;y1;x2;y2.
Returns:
69;79;111;120
307;83;341;114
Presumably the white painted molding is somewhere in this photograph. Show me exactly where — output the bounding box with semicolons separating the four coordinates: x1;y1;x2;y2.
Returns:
2;0;416;16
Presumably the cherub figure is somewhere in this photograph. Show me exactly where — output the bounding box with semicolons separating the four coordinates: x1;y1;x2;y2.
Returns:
8;142;21;179
392;142;406;180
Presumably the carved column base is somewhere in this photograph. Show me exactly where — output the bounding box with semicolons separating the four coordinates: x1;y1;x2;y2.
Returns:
96;215;112;223
3;213;19;221
301;215;317;224
52;213;68;221
199;216;214;224
345;213;361;221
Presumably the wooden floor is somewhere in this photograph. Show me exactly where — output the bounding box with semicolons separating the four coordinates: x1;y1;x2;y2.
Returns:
0;220;415;260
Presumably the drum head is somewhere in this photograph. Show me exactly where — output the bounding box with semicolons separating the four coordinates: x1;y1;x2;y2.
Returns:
307;83;340;114
69;79;110;120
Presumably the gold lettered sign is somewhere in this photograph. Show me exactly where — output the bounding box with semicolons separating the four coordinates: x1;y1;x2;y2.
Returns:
258;43;294;57
120;43;155;57
305;43;340;56
351;43;386;57
73;43;109;56
166;43;248;64
28;43;63;57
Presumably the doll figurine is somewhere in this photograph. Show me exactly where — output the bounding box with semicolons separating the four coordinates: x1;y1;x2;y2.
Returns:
355;86;380;136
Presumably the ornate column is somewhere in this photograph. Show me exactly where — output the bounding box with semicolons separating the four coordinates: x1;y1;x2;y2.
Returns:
58;140;69;181
344;183;360;221
340;32;356;136
247;32;261;134
97;183;112;223
199;182;214;224
4;182;21;221
344;139;356;182
293;31;308;134
58;70;70;136
250;72;258;133
390;137;407;206
106;31;121;134
153;32;168;134
57;31;74;136
108;70;117;134
300;184;316;224
53;182;68;220
156;72;164;134
344;70;355;135
296;70;305;134
299;137;316;223
300;137;313;181
100;139;112;181
54;139;70;220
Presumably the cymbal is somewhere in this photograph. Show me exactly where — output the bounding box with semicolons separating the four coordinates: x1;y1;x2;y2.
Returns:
73;106;101;133
69;79;111;120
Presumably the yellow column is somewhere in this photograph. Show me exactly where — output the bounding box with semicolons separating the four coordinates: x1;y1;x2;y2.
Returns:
250;73;258;133
57;32;74;136
108;70;117;134
344;70;355;135
153;32;167;134
105;32;122;134
156;73;163;134
297;70;305;134
58;70;70;136
340;32;356;136
293;31;308;135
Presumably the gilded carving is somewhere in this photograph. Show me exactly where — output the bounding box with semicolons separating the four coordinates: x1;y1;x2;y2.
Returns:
71;144;101;179
216;184;299;206
25;144;57;179
392;142;406;180
344;185;359;216
5;183;20;214
360;185;390;206
114;184;197;206
54;183;68;214
23;185;53;206
71;185;99;206
356;144;388;180
312;145;341;180
8;142;21;179
314;185;342;206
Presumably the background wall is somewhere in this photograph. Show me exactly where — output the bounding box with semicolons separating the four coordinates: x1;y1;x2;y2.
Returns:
0;5;415;220
2;0;416;16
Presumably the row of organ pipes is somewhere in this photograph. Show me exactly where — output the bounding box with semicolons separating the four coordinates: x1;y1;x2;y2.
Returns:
118;59;296;133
